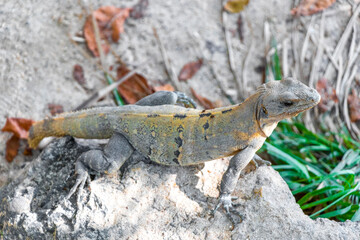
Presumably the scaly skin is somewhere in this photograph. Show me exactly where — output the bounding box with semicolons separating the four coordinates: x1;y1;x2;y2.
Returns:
30;96;261;166
28;78;321;226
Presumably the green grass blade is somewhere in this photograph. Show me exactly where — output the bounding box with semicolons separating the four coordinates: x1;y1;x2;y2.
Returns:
310;183;360;218
297;186;342;206
351;207;360;221
292;179;323;195
316;205;353;219
302;190;352;210
300;145;330;153
105;73;125;106
270;36;282;80
264;142;310;178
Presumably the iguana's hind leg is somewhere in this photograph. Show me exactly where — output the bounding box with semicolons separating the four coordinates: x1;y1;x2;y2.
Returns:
66;132;134;200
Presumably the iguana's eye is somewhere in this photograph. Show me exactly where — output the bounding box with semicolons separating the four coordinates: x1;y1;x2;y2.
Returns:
262;106;268;114
282;101;294;107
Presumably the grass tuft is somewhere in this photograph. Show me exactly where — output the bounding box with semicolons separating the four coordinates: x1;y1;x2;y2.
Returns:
261;119;360;221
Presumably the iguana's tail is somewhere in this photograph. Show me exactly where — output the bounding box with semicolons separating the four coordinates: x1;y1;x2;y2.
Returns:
28;109;114;148
28;117;66;149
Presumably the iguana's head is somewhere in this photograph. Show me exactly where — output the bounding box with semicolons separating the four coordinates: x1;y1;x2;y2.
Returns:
255;77;320;135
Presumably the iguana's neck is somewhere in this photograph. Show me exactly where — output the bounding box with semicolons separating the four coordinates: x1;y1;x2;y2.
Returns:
203;93;271;152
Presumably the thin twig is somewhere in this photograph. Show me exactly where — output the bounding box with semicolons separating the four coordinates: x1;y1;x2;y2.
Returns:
242;39;254;93
343;66;358;138
221;0;242;100
282;38;289;77
324;4;360;79
241;17;254;97
305;13;325;133
264;21;274;82
300;16;314;70
309;13;324;89
308;31;339;70
152;27;182;91
91;12;125;106
340;26;360;101
190;32;235;105
92;13;106;68
290;20;301;81
68;33;106;73
74;68;140;110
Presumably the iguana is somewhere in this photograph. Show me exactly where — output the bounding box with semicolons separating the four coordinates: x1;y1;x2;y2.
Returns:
28;77;320;224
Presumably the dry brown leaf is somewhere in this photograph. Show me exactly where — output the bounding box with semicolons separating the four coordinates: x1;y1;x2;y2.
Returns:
73;64;86;86
84;6;131;57
5;135;20;162
2;118;34;139
224;0;249;13
348;89;360;122
178;59;203;82
316;78;338;112
152;84;175;92
291;0;336;16
1;118;34;162
130;0;149;19
117;65;154;104
190;88;221;110
48;104;64;116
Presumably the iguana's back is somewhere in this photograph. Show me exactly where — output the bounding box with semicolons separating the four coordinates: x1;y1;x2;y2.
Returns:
29;99;259;166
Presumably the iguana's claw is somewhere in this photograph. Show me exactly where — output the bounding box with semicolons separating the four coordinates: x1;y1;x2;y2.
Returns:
212;194;244;229
174;91;197;109
252;154;271;168
65;161;91;201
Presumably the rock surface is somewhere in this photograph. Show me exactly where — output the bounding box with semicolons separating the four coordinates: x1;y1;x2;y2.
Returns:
0;137;359;239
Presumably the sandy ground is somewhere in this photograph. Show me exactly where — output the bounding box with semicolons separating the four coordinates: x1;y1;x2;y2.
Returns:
0;0;356;184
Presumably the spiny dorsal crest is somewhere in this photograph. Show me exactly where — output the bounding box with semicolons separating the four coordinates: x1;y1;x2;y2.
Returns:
256;77;298;94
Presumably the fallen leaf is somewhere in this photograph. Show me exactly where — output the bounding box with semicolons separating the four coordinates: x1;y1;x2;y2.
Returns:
190;88;221;110
178;59;203;82
224;0;249;13
130;0;149;19
237;14;244;42
117;65;154;104
48;104;64;116
5;136;20;162
1;118;34;162
348;89;360;122
2;118;34;139
316;78;338;112
73;64;86;86
84;6;131;56
291;0;336;16
152;84;175;92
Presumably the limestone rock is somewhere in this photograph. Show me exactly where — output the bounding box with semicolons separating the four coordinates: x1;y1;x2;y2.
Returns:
0;137;359;239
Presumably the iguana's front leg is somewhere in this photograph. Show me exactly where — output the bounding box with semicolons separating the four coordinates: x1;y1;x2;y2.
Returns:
66;91;196;201
213;146;257;226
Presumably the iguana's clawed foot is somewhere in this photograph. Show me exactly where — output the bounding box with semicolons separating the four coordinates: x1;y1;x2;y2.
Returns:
174;91;197;109
65;161;91;202
252;154;271;168
212;194;244;229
